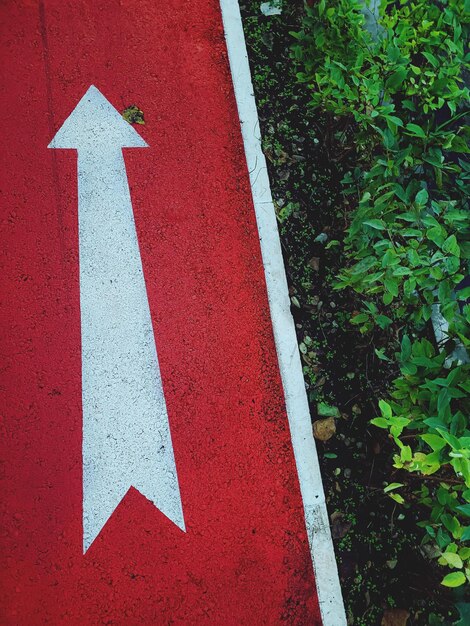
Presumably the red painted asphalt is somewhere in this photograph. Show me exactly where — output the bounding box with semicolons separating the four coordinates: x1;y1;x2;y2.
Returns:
0;1;321;623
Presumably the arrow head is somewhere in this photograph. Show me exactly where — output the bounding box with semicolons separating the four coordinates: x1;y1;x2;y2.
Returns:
48;85;148;150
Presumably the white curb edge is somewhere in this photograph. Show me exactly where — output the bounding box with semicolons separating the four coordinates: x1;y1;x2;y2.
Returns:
219;2;347;624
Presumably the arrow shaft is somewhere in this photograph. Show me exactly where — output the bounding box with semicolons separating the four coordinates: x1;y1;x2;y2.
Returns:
78;149;184;552
78;150;146;348
78;150;154;420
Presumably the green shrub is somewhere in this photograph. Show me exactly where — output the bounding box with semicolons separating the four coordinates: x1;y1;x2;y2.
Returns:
292;0;470;587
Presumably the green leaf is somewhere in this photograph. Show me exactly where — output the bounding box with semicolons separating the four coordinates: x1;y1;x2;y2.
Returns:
374;348;391;362
441;571;466;587
421;434;446;451
317;402;340;418
422;51;438;67
415;188;429;206
437;527;451;549
442;515;461;537
427;226;445;247
406;123;427;139
457;505;470;518
458;547;470;560
386;115;403;129
438;429;461;451
363;219;386;230
385;68;407;91
371;418;389;429
325;239;340;249
351;313;369;324
402;99;415;111
438;281;451;303
389;493;405;504
379;399;392;419
400;335;412;361
401;446;412;462
408;248;420;266
442;235;460;258
384;276;398;297
375;314;393;329
384;482;404;493
382;249;399;268
441;551;463;568
457;286;470;300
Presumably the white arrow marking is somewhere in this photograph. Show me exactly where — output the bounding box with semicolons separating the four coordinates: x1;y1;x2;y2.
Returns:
49;85;185;553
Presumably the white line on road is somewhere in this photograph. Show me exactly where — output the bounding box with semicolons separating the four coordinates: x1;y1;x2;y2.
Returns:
219;3;347;624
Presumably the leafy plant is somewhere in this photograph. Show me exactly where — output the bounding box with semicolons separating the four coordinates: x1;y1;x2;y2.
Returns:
292;0;470;588
372;337;470;586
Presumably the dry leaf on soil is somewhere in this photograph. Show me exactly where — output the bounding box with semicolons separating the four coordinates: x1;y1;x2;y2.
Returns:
313;417;336;442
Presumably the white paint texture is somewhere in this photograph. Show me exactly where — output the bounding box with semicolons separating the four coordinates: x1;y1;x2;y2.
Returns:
49;86;185;553
219;2;347;624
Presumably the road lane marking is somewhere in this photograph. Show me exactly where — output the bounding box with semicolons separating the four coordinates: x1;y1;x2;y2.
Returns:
220;2;347;624
49;85;185;553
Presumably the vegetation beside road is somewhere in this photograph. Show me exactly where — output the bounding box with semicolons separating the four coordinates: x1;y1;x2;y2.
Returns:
240;1;469;623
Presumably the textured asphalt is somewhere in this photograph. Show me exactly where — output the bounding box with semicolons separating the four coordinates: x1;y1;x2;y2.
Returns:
0;1;321;623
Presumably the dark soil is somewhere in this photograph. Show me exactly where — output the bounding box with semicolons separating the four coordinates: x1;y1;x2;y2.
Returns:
239;2;461;624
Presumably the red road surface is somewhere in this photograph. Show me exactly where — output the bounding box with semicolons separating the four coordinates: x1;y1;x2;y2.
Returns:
0;1;321;623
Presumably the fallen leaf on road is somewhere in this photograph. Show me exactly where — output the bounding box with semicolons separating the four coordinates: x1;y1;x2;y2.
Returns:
122;105;145;125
